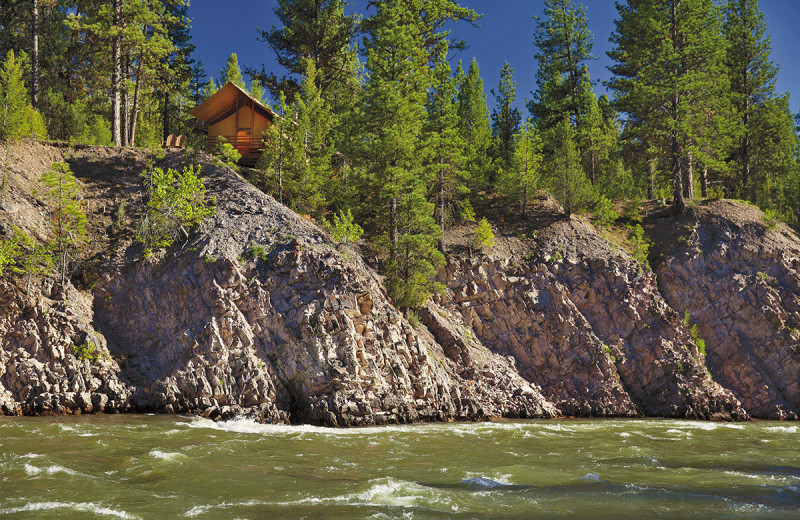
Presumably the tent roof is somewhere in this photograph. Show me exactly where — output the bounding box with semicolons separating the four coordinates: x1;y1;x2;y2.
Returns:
188;81;275;126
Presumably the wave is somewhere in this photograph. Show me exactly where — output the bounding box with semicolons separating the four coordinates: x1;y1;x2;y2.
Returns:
184;500;265;517
148;449;184;461
24;463;79;477
0;501;139;519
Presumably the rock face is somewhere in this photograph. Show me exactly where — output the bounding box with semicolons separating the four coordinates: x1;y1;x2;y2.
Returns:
0;282;131;415
436;216;747;420
0;141;797;422
657;201;800;419
90;158;556;425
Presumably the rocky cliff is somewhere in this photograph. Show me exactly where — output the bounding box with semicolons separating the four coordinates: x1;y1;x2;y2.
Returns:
0;141;797;422
656;201;800;419
434;203;745;420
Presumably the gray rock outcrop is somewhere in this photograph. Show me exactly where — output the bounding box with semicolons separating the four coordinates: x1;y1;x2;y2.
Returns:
657;201;800;419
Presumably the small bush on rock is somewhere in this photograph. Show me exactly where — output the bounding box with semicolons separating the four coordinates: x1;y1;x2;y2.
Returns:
323;208;363;245
472;217;495;250
136;164;215;255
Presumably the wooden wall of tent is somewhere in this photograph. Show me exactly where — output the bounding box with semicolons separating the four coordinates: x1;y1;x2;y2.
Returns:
188;82;275;162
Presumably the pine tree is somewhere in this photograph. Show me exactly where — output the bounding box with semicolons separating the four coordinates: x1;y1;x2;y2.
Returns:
457;58;493;189
723;0;778;201
202;77;217;100
254;0;359;102
288;60;334;217
503;120;542;218
0;50;45;140
609;0;728;214
578;92;617;186
425;49;468;251
257;91;296;205
359;0;477;310
529;0;594;130
219;53;246;89
490;62;522;172
548;116;593;216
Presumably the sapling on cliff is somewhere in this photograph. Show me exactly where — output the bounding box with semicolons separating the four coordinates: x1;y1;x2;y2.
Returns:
41;161;86;286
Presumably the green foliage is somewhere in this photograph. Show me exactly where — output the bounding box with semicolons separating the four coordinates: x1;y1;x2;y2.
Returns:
490;62;521;171
136;165;215;254
762;208;782;230
502;120;542;217
407;310;421;328
73;341;104;364
0;50;46;140
472;217;495;250
529;0;594;128
247;244;269;262
609;0;730;213
214;136;242;167
41;162;86;285
547;116;594;215
593;196;619;229
627;224;651;270
458;59;493;190
0;233;21;276
256;0;359;103
683;311;707;356
622;197;643;222
218;53;246;89
425;51;469;237
323;208;363;245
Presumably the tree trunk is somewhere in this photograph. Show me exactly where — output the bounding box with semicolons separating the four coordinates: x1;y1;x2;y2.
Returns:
163;91;170;144
121;56;131;146
670;1;685;215
743;110;751;201
438;168;445;253
390;192;398;257
700;164;708;198
647;158;655;199
684;150;694;200
31;0;39;109
111;0;122;146
129;60;143;147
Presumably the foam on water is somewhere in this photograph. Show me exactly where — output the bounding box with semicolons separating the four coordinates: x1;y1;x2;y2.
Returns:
149;449;184;461
764;425;798;433
0;501;139;519
183;500;265;518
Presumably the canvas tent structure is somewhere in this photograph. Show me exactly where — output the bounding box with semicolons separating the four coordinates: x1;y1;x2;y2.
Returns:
188;81;276;163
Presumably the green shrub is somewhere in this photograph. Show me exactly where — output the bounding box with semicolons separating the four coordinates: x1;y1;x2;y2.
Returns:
593;196;619;229
762;208;782;230
472;217;495;250
323;208;363;245
0;233;21;276
73;341;101;364
622;197;643;222
136;164;216;254
628;224;650;269
214;136;242;167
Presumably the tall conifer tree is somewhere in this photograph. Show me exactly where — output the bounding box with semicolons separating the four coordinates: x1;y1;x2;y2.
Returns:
491;62;522;172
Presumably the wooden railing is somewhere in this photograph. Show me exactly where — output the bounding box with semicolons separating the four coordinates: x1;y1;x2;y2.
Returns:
207;135;264;157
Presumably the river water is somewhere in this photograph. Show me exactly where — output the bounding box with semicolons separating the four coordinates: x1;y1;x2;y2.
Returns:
0;416;798;519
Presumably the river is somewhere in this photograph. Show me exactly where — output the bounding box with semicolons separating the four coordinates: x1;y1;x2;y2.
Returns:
0;416;798;519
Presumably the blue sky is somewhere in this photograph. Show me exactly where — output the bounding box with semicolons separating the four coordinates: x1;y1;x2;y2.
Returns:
189;0;800;114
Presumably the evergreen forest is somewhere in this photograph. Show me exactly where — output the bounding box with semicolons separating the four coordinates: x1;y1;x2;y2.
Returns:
1;0;799;311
